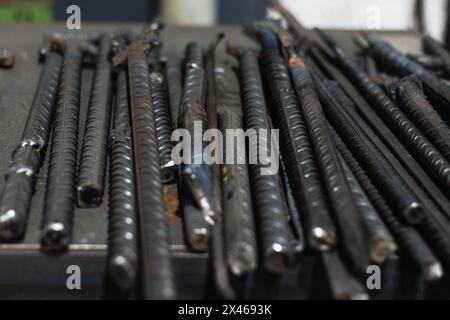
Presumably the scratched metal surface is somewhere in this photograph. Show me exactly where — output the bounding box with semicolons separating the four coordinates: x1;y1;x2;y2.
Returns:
0;24;421;299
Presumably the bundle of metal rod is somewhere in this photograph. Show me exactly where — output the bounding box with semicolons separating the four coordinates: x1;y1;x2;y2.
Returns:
41;40;87;251
0;48;14;68
164;55;182;129
251;25;336;254
114;28;176;300
278;30;370;276
310;47;450;224
313;73;450;266
317;30;450;198
148;35;176;183
228;45;295;273
0;45;62;241
108;66;139;293
333;131;397;264
312;75;424;226
77;34;113;207
332;128;443;281
214;63;257;276
388;75;450;162
179;42;217;225
366;33;450;114
422;35;450;78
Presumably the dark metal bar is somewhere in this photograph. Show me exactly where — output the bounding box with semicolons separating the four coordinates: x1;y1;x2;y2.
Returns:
180;42;217;224
333;129;443;281
388;75;450;162
317;30;450;197
124;28;176;299
77;34;113;207
280;34;369;276
321;251;369;300
164;55;182;129
332;129;397;264
366;33;450;114
423;35;450;77
205;35;235;299
0;49;62;241
253;26;336;253
41;42;84;251
229;45;295;271
215;63;257;276
107;67;138;293
310;47;450;223
149;42;177;183
313;75;425;226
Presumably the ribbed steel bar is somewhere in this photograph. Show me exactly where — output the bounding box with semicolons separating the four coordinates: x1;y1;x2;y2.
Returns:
229;46;296;271
41;42;83;251
422;35;450;78
108;68;138;292
180;42;217;224
253;26;336;254
317;30;450;198
0;50;62;241
148;37;176;183
330;127;397;263
77;34;112;207
388;75;450;162
313;75;425;225
366;33;450;114
280;35;369;275
310;47;450;222
165;55;182;129
333;129;443;281
124;29;176;299
215;63;257;276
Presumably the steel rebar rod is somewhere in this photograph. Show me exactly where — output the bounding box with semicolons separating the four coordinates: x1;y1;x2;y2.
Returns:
333;129;443;281
41;41;85;251
108;68;139;292
215;63;257;276
310;47;450;222
149;43;177;183
228;45;295;271
422;35;450;78
366;33;450;114
280;34;369;275
317;30;450;198
165;55;182;129
252;26;336;253
116;28;176;299
388;75;450;163
77;34;113;207
0;49;62;241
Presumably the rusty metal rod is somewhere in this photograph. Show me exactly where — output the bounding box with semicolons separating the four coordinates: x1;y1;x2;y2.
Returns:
422;35;450;77
120;28;176;299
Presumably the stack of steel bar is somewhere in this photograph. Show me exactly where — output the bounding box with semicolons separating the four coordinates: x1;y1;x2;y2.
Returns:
2;12;450;299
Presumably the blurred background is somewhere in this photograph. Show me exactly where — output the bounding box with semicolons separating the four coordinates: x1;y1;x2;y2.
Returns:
0;0;449;42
